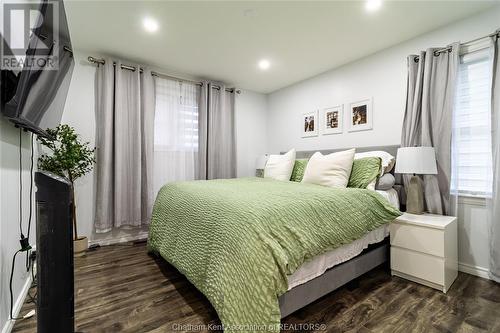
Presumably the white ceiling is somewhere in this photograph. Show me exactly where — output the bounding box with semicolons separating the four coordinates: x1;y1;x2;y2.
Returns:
65;1;498;93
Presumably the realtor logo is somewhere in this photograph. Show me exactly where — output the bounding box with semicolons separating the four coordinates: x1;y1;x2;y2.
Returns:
1;0;60;70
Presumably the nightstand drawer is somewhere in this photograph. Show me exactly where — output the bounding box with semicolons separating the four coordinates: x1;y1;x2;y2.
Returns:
390;222;444;257
391;247;444;285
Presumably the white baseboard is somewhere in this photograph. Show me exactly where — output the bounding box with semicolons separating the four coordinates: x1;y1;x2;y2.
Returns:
88;231;149;247
458;262;490;280
1;274;33;333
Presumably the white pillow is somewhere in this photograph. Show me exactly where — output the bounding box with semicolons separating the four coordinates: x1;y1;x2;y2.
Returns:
301;149;355;188
264;149;296;181
354;151;395;176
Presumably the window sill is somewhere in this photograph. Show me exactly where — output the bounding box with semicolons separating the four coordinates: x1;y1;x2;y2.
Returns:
458;195;487;207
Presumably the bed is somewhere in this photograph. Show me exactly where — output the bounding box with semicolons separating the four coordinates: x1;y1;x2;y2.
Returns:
279;146;403;317
148;146;402;332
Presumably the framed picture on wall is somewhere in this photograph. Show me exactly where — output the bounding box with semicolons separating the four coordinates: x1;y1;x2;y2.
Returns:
348;98;373;132
302;110;319;137
321;105;343;135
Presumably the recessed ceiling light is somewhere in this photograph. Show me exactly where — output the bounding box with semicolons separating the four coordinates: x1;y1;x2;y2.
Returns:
258;59;270;70
143;17;159;33
365;0;382;12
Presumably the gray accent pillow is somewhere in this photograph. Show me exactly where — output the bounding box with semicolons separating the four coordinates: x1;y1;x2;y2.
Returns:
375;173;395;191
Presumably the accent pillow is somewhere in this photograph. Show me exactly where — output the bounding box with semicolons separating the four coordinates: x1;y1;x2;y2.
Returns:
301;149;355;188
264;149;296;181
354;151;395;176
290;159;308;182
375;173;396;191
347;157;382;189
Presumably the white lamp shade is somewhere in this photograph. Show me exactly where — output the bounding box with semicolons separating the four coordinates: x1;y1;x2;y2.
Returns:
395;147;438;175
256;154;269;169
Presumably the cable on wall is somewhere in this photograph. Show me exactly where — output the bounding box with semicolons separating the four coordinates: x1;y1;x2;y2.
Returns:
27;132;34;241
9;250;23;320
18;128;23;237
9;129;33;321
25;133;35;271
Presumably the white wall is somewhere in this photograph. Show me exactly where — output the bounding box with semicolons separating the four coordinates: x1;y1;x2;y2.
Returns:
266;6;500;276
0;119;36;331
457;198;490;277
1;11;42;328
61;53;268;244
59;53;110;244
267;6;500;153
235;91;268;177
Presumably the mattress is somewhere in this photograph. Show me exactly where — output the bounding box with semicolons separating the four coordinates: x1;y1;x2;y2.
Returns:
287;188;399;290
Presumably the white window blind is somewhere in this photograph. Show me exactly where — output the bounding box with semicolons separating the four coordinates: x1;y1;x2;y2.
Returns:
153;77;200;195
154;78;199;151
452;47;493;197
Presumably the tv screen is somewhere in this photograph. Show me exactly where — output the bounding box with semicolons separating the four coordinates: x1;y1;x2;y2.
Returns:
0;0;74;138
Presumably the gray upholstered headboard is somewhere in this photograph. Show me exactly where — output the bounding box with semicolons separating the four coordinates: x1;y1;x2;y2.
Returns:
290;145;400;159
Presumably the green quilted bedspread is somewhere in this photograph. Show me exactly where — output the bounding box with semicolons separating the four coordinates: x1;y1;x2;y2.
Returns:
148;177;401;332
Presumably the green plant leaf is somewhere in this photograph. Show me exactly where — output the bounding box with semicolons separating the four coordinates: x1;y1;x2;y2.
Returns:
37;124;96;182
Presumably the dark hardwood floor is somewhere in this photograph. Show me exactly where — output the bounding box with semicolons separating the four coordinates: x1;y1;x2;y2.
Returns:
12;241;500;333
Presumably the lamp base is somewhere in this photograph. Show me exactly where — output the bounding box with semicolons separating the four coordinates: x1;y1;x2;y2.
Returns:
406;175;424;215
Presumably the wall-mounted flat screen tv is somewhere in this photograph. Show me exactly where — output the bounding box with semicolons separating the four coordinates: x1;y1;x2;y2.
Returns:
1;0;74;138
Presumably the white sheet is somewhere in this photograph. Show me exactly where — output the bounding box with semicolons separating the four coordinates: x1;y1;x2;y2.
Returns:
376;188;400;210
287;188;399;290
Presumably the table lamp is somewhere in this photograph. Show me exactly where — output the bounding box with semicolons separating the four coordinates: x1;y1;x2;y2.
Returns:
395;147;438;215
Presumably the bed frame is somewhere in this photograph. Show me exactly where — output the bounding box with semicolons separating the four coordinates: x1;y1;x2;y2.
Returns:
279;145;402;318
279;240;388;317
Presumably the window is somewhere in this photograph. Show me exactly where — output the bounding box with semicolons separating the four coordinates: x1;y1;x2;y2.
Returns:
154;78;199;151
452;47;493;197
153;77;200;195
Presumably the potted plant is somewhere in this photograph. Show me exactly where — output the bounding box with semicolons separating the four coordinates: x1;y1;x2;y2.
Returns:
38;124;96;255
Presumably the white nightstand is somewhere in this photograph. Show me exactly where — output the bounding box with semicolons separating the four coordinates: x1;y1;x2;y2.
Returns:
390;213;458;293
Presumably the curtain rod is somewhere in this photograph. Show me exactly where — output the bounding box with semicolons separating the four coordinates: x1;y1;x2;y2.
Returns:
415;29;500;61
87;56;241;94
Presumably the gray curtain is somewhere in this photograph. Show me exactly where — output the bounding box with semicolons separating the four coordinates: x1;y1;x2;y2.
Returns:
198;82;236;180
94;59;114;232
197;85;208;180
401;43;459;215
94;58;155;232
140;67;155;224
489;32;500;282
